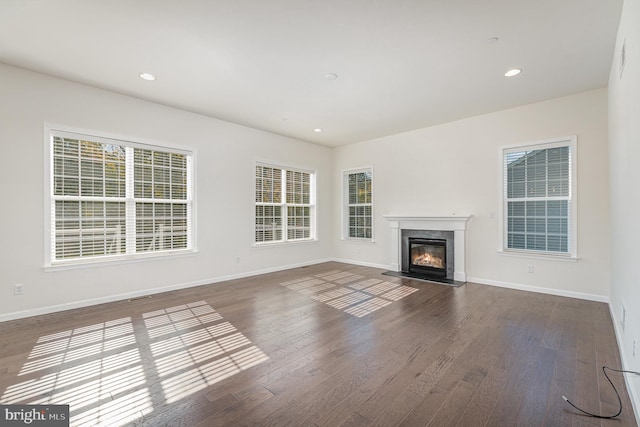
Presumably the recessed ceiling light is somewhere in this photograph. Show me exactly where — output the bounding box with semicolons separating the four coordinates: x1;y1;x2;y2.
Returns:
139;72;156;81
504;68;522;77
314;128;323;133
325;73;338;80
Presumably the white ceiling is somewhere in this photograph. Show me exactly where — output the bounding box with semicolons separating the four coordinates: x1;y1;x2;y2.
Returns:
0;0;623;147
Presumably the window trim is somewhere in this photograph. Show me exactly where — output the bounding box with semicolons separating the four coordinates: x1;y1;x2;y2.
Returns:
253;161;317;245
44;124;197;268
342;166;374;242
498;136;577;259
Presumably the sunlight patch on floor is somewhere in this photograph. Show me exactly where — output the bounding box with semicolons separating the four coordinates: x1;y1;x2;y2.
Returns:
281;271;418;317
144;302;269;405
1;300;268;426
71;388;153;427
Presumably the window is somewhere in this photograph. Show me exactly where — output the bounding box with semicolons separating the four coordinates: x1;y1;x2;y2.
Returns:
502;137;576;257
255;163;315;244
47;128;194;265
343;168;373;240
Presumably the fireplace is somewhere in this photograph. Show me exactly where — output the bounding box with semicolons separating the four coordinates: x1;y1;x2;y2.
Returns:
400;229;455;281
384;215;470;282
408;238;447;277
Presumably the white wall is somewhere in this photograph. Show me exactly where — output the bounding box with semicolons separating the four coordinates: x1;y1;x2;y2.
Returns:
0;64;333;320
609;0;640;418
334;88;611;300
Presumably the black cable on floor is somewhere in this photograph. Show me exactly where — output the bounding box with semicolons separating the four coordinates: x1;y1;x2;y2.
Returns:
562;366;640;419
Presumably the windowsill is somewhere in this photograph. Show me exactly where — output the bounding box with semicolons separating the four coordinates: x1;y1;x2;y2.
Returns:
341;237;376;244
497;249;579;262
252;238;318;248
44;249;199;271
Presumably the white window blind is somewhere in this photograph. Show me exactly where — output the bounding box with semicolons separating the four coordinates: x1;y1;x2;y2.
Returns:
503;139;574;255
49;130;193;265
255;164;314;243
344;168;373;240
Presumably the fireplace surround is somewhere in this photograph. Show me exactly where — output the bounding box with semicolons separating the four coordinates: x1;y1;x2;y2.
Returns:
384;215;470;282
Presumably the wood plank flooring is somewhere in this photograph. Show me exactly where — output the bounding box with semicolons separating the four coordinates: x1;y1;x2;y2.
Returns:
0;262;636;426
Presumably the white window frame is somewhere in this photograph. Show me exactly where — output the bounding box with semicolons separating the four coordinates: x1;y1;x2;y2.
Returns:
254;162;316;245
44;124;196;268
342;166;374;241
498;136;577;259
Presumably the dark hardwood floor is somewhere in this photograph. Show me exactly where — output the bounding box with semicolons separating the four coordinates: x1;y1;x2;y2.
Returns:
0;262;636;426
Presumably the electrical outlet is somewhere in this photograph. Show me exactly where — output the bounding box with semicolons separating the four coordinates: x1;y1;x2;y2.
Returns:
527;265;534;273
13;284;23;295
621;305;626;330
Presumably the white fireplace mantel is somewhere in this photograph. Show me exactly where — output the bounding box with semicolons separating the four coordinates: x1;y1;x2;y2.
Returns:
383;214;471;281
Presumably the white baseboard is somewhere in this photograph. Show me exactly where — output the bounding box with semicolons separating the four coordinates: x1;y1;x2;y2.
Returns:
0;258;332;323
466;276;609;303
608;304;640;424
330;258;390;270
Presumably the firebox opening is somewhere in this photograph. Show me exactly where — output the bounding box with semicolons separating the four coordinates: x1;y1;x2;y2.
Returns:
408;238;447;278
